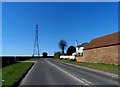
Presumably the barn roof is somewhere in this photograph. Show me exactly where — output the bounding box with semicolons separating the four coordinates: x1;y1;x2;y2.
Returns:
84;31;120;50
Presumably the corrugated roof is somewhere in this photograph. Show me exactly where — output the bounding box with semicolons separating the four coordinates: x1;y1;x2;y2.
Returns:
84;31;120;50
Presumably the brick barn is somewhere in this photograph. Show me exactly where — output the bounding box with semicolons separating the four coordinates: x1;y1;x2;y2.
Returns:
84;32;120;65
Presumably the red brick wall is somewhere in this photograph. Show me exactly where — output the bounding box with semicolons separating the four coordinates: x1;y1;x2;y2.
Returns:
76;56;85;62
84;45;119;65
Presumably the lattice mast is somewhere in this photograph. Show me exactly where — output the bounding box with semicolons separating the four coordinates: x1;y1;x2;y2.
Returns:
32;25;40;57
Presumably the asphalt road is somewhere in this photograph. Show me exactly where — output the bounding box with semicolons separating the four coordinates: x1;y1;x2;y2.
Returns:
20;58;119;86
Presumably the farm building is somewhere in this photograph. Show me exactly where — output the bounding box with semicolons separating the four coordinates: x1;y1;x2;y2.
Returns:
84;32;120;65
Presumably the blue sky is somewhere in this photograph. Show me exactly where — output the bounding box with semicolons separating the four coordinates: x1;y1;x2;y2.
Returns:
2;2;118;56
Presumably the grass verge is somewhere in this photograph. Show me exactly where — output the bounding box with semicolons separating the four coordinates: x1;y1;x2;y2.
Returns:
54;58;119;75
25;58;38;61
2;62;33;86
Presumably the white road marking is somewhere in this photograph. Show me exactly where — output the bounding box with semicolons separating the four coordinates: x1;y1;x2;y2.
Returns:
46;59;91;86
61;61;118;78
82;79;91;84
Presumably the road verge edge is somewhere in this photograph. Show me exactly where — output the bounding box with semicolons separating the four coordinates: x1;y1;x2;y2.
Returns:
54;60;118;78
12;62;35;87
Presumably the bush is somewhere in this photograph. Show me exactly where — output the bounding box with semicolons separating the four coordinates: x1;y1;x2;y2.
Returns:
42;52;48;58
2;56;17;67
54;52;61;59
70;59;76;61
67;46;76;55
2;56;34;67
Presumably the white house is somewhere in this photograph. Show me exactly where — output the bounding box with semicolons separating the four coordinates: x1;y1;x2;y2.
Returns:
72;40;84;56
76;46;84;56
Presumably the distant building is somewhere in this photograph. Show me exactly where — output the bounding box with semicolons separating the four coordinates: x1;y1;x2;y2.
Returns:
76;45;84;56
84;32;120;65
72;40;84;56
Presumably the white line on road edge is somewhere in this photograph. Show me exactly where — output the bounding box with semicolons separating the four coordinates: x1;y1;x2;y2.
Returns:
56;60;118;78
82;79;91;84
20;61;37;85
45;59;91;86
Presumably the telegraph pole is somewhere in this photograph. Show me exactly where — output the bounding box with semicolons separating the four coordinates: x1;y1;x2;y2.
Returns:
32;25;40;57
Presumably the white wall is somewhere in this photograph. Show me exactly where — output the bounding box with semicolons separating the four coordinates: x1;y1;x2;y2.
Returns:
60;55;75;59
76;47;84;55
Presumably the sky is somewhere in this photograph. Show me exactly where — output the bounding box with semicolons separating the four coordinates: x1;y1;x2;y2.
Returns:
2;2;118;56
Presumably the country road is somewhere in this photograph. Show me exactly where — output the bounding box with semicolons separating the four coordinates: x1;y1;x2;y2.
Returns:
20;58;119;86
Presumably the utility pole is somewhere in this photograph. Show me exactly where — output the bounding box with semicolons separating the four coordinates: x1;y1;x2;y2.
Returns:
32;25;40;57
75;40;78;47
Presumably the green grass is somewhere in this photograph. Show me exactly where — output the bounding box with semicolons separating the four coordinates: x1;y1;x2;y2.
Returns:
2;62;33;86
55;58;119;75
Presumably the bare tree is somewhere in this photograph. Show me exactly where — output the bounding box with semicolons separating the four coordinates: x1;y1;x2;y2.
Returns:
59;39;67;55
